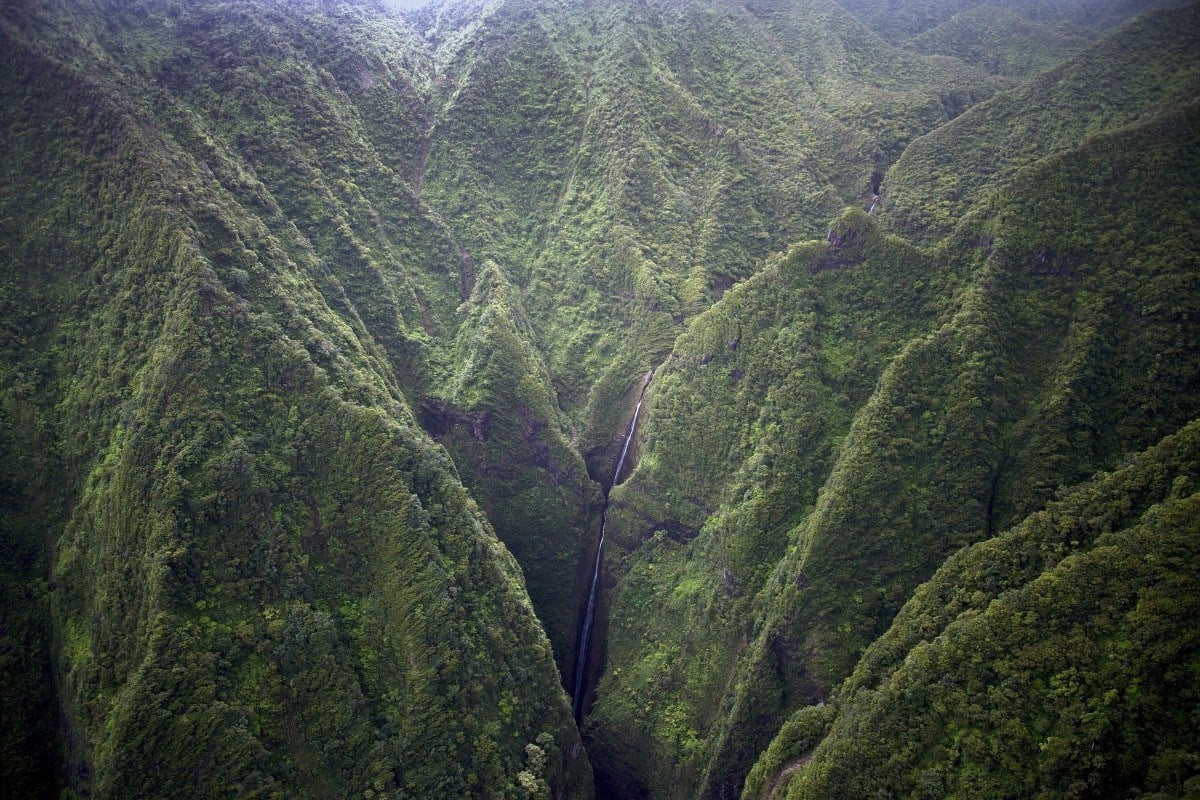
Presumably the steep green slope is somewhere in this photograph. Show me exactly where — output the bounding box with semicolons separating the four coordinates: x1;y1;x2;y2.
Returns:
0;254;62;796
4;1;1199;799
730;98;1200;800
586;16;1200;798
34;0;608;669
729;77;1200;800
0;3;589;796
425;261;605;669
415;0;997;437
583;210;960;800
757;419;1200;799
907;4;1096;76
833;0;1177;42
0;9;999;793
407;0;996;690
883;2;1200;243
102;0;462;372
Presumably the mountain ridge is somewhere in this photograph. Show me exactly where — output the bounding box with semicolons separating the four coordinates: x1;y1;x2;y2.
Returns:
1;0;1196;798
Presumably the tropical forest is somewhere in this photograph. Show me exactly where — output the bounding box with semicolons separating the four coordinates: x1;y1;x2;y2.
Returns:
1;0;1198;797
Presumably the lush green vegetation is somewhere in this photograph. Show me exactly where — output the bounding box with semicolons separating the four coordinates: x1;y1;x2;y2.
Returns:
415;0;999;420
428;259;604;670
589;7;1200;798
832;0;1176;42
883;3;1200;241
0;2;588;796
908;5;1096;77
732;32;1200;800
585;209;958;799
2;0;1197;798
768;420;1200;799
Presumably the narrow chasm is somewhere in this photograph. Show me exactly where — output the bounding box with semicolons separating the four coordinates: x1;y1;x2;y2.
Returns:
571;371;653;721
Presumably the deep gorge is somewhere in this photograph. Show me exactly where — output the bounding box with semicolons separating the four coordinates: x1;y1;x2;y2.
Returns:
572;370;652;721
2;0;1199;798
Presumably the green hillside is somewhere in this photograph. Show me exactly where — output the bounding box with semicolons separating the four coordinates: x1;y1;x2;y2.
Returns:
587;7;1200;797
1;0;1198;798
731;94;1200;800
907;4;1096;77
755;418;1200;800
832;0;1181;41
584;209;956;799
414;0;998;426
0;2;587;796
883;3;1200;242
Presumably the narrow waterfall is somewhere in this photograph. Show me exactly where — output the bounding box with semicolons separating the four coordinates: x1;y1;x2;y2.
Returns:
572;372;652;720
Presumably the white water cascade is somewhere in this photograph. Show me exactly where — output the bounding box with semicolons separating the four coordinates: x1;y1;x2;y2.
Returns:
572;373;651;720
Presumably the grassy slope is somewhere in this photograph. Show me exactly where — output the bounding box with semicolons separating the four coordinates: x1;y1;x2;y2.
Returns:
0;6;994;794
404;1;998;795
429;260;605;672
0;2;589;796
5;1;1197;799
409;0;997;705
77;0;609;668
585;210;960;800
832;0;1179;42
417;0;997;465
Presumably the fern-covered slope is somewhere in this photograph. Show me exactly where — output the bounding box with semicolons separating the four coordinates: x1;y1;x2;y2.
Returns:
832;0;1179;42
907;4;1097;77
416;0;999;433
760;419;1200;800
